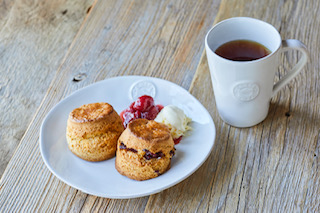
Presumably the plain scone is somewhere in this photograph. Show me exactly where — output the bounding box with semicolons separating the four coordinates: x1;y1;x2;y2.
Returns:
115;119;175;181
66;102;124;161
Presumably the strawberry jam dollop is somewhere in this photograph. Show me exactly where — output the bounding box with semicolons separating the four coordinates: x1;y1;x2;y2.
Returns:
120;95;163;128
173;136;183;145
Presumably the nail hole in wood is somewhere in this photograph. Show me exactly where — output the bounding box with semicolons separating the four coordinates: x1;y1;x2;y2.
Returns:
62;9;68;15
285;112;291;117
87;6;92;14
73;73;87;82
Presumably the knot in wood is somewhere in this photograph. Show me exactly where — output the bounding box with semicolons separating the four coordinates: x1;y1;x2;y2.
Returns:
73;73;87;82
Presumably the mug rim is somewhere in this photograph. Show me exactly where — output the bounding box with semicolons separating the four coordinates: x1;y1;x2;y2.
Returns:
205;17;281;64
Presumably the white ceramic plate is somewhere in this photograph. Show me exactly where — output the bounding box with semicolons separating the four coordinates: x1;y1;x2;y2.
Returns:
40;76;215;199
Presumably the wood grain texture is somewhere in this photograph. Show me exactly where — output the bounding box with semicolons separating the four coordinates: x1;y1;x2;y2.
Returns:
0;0;93;176
0;0;219;212
1;0;319;212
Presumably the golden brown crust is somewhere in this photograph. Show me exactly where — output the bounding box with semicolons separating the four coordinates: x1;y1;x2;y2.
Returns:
66;102;124;161
115;149;171;181
128;119;170;141
69;102;113;123
123;119;172;153
115;119;175;181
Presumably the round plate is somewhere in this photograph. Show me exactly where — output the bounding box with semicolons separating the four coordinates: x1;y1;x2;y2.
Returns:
39;76;215;199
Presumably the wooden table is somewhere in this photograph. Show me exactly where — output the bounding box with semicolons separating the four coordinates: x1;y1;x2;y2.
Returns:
0;0;319;212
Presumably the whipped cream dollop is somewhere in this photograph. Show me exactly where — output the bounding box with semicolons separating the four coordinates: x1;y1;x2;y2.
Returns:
154;105;191;139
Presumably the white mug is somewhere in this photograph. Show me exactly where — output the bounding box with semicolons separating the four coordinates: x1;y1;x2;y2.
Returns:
205;17;309;127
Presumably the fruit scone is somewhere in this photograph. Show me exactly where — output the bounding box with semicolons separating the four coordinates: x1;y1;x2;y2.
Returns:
115;118;175;181
66;102;124;161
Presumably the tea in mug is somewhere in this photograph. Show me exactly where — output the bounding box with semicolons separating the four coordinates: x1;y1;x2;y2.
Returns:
215;40;271;61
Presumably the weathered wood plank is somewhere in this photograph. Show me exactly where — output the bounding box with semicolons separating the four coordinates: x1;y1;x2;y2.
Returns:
1;0;319;211
0;0;219;211
0;0;93;177
146;0;319;212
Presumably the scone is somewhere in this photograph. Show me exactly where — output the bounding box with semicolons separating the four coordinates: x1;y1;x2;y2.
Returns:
66;102;124;161
115;118;175;181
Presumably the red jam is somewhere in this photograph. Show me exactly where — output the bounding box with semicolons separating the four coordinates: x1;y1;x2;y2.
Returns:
120;95;184;144
120;95;163;128
173;136;182;145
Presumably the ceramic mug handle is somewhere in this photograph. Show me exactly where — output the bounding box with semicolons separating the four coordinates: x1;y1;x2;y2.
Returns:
272;39;309;96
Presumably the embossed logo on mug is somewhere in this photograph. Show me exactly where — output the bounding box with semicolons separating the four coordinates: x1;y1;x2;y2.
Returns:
233;82;259;101
130;80;156;100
